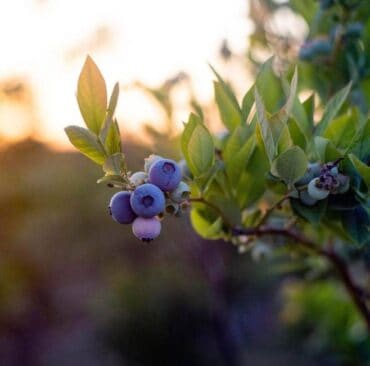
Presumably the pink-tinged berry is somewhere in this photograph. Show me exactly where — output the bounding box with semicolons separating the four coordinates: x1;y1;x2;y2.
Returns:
132;217;161;242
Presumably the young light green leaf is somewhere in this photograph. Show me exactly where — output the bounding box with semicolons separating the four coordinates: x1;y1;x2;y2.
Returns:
209;64;240;111
323;113;358;149
77;55;107;135
314;136;342;162
104;119;122;155
287;118;307;150
349;154;370;190
226;135;256;187
281;67;298;122
241;84;255;121
271;146;308;185
190;209;223;239
276;125;293;154
236;126;269;208
100;82;120;143
255;58;284;113
103;152;126;175
255;88;275;162
65;125;106;165
315;82;352;136
302;93;315;129
181;113;214;176
214;81;243;131
223;125;253;164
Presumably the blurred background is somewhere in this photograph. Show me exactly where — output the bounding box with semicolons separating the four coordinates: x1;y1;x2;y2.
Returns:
0;1;368;365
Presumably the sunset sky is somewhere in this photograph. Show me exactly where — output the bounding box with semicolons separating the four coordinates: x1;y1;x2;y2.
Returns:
0;0;250;148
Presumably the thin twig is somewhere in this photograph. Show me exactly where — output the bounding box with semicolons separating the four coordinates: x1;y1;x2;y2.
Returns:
232;226;370;330
188;197;370;329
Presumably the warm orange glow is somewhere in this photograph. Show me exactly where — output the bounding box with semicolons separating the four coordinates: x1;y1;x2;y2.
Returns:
0;0;250;149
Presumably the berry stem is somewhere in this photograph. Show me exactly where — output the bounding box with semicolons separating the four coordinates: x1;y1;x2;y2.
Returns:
231;225;370;330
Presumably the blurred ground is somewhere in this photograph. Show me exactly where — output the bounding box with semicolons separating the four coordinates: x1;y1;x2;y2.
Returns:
0;138;321;366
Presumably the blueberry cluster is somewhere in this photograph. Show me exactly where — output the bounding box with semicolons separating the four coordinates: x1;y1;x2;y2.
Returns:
299;38;332;61
296;162;350;206
108;155;190;242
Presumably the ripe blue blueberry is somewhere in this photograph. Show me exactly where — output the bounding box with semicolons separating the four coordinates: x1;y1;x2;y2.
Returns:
132;217;161;242
148;158;182;191
109;191;137;224
299;39;332;61
130;183;165;218
296;162;321;185
307;178;330;200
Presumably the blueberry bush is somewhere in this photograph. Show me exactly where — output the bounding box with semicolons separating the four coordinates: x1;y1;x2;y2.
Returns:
65;0;370;356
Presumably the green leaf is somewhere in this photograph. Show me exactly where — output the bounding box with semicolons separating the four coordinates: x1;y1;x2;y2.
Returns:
214;81;243;131
64;125;106;165
255;58;284;113
323;113;358;150
181;114;214;176
77;55;107;135
351;119;370;160
255;88;275;162
241;84;255;121
290;198;327;225
105;119;122;155
205;194;241;226
209;65;240;112
282;67;298;122
226;135;256;187
287;118;307;150
103;152;126;175
271;146;308;185
314;136;343;162
235;126;269;208
190;208;223;239
349;154;370;190
100;82;120;143
302;93;315;130
276;125;293;154
209;65;242;131
315;82;352;136
107;82;119;116
223;125;253;164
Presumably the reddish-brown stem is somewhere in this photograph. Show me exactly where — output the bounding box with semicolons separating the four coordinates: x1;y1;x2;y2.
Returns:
188;197;370;329
232;226;370;330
